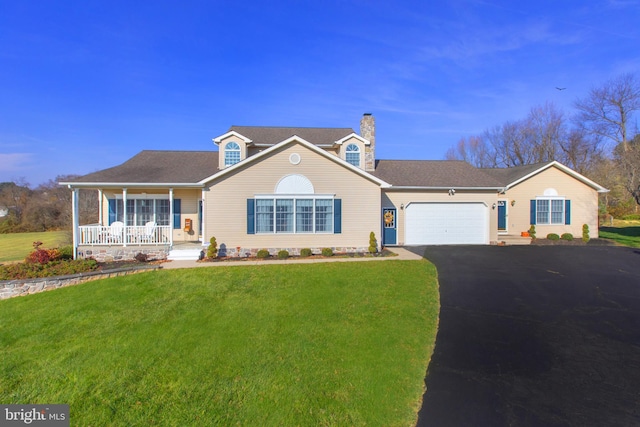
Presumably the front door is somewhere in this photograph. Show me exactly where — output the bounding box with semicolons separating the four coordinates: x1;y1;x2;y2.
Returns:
497;200;507;232
383;208;397;245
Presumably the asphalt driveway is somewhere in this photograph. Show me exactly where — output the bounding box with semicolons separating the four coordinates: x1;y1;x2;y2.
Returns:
408;245;640;427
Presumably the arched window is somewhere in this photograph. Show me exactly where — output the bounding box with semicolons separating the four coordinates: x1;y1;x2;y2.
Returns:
345;144;360;167
224;142;241;166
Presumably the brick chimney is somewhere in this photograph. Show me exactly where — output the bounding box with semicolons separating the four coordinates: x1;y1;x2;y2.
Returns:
360;113;375;171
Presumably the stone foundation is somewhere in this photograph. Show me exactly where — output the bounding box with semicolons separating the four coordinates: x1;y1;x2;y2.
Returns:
77;245;170;262
216;245;369;258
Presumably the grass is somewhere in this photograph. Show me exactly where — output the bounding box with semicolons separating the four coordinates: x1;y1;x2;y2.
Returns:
0;260;439;426
599;219;640;248
0;231;69;263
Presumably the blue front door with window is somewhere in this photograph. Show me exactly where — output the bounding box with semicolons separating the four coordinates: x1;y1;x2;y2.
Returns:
498;200;507;231
383;208;397;245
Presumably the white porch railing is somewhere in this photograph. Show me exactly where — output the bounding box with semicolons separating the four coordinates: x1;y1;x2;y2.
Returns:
79;224;171;246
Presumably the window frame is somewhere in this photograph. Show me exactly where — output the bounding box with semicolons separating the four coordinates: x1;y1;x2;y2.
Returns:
254;195;334;234
535;197;565;225
224;141;241;166
345;143;360;167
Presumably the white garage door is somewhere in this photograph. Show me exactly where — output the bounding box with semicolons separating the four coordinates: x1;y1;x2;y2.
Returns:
405;203;488;245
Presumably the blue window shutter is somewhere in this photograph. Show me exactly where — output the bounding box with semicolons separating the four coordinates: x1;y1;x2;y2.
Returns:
247;199;255;234
334;199;342;234
173;199;181;229
565;200;571;225
108;199;116;225
530;200;537;225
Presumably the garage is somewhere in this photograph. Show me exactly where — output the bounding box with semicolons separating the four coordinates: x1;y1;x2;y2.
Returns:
405;202;488;245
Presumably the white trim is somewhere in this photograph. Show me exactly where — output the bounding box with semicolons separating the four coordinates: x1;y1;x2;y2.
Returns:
61;182;204;189
385;186;503;191
255;193;334;199
334;133;370;146
212;130;253;145
197;135;391;188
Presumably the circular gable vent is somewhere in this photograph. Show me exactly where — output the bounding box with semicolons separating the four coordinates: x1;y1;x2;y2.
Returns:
289;153;301;165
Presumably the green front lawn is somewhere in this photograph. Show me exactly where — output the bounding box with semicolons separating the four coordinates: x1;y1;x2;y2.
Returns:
600;220;640;248
0;261;439;426
0;231;69;263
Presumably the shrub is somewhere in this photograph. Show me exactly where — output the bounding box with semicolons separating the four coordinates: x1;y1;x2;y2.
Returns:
561;233;573;241
528;224;536;240
547;233;560;241
59;245;74;260
25;242;62;265
321;248;334;257
134;252;148;262
0;259;98;280
277;250;289;259
622;214;640;221
582;224;590;243
368;231;378;254
257;249;270;259
300;248;312;257
207;236;218;258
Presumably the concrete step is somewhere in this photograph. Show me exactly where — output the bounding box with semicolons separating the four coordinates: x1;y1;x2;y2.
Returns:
498;235;531;246
168;248;204;261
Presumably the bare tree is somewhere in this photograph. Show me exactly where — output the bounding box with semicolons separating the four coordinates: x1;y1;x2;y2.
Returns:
445;135;495;167
574;73;640;151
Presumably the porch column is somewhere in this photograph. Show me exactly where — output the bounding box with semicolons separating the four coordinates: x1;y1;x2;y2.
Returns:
201;189;206;243
98;189;103;225
122;188;127;247
71;187;79;259
169;188;174;246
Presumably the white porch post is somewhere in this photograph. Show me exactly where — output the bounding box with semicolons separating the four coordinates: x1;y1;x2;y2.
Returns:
71;187;79;259
122;188;127;247
98;189;103;225
200;189;207;244
169;188;174;246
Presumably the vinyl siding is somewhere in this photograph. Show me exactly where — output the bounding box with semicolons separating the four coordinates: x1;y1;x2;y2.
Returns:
382;191;499;245
503;166;599;238
203;142;380;250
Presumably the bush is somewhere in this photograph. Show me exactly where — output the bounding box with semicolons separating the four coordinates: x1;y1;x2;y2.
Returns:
561;233;573;241
134;252;148;262
368;231;378;254
547;233;560;241
528;224;536;240
300;248;312;258
582;224;590;243
207;236;218;258
59;245;74;260
277;250;289;259
321;248;334;257
257;249;270;259
25;242;62;265
0;259;98;280
622;214;640;221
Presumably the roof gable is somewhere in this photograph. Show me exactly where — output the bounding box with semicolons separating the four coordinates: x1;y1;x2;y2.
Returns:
483;161;608;192
199;135;390;187
220;126;355;147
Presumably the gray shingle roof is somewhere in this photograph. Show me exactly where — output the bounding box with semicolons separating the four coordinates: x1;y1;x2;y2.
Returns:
66;151;219;184
229;126;355;146
480;161;554;186
371;160;504;188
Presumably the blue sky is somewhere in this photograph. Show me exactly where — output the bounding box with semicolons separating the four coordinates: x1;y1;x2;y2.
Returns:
1;0;639;186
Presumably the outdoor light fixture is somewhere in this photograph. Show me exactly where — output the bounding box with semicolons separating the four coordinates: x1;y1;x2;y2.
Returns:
400;203;404;210
511;200;516;206
492;203;497;209
448;189;455;196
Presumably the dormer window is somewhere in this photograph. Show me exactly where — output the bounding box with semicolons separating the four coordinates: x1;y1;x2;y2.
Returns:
224;142;241;166
345;144;360;167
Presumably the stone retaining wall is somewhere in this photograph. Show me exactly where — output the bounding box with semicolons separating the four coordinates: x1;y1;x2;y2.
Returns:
0;266;159;300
